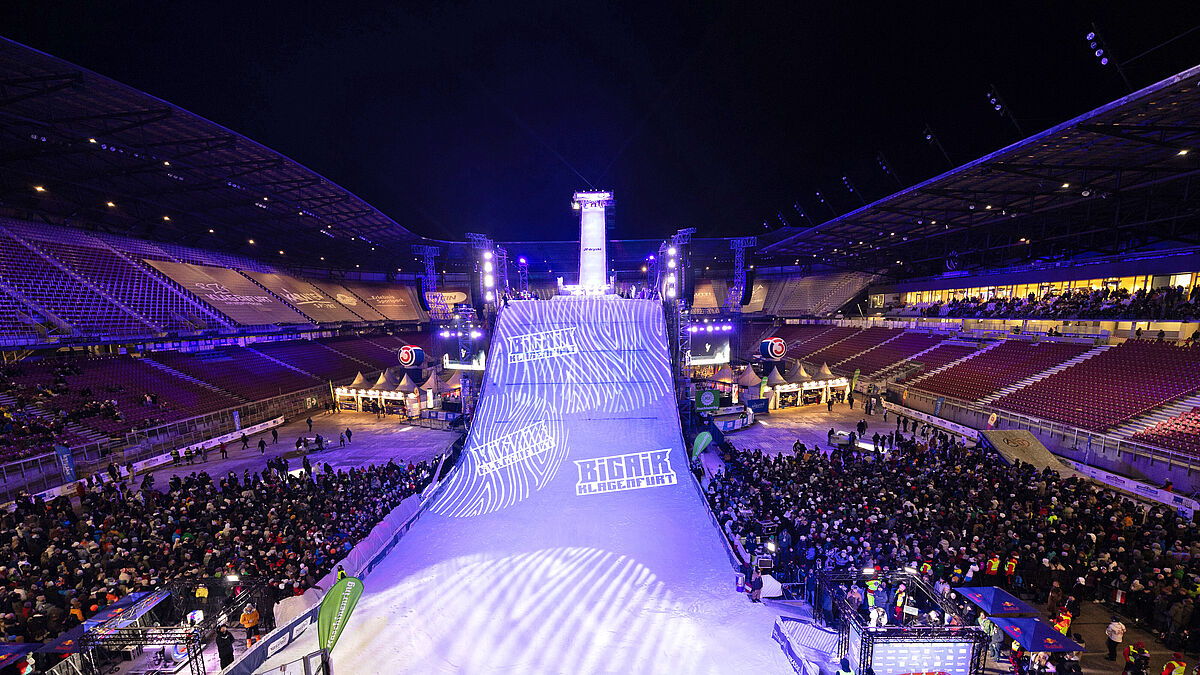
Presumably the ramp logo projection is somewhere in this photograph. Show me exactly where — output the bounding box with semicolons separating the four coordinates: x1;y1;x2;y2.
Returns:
575;450;677;496
475;421;556;476
507;327;578;364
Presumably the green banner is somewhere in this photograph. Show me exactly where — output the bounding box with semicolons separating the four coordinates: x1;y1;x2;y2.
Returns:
850;368;861;390
691;431;713;459
318;576;364;654
694;389;720;413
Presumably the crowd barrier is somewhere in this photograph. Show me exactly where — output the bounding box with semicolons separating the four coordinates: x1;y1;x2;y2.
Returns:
222;463;455;675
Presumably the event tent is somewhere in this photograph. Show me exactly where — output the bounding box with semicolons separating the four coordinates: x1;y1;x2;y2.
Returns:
954;586;1039;617
990;617;1085;653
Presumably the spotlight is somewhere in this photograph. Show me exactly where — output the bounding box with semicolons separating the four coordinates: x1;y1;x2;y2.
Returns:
483;251;493;260
1179;149;1190;156
666;287;676;298
766;542;777;553
33;186;45;192
863;567;876;576
519;257;527;263
668;246;677;256
226;574;239;582
106;201;116;208
668;259;677;269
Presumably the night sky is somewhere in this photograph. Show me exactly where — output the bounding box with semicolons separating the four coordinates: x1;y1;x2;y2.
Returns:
5;2;1199;243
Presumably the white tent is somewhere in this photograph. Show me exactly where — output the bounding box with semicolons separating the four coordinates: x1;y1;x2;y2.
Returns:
444;369;464;389
765;367;789;387
817;363;835;379
421;371;448;392
395;373;419;394
348;371;369;389
370;368;400;391
712;364;735;383
735;366;761;388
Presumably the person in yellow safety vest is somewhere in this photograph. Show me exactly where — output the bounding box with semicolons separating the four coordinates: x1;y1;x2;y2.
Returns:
919;560;933;576
893;583;909;623
1124;641;1148;674
1163;653;1187;675
240;603;261;649
865;579;882;608
1053;607;1072;635
1004;555;1018;587
984;554;1001;579
835;657;854;675
336;564;347;581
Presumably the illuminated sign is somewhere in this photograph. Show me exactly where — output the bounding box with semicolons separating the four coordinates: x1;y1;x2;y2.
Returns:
575;450;677;496
506;327;578;364
761;337;786;359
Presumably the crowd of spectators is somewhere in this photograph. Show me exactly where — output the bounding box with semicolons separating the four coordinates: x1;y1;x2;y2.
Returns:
0;454;433;652
706;419;1200;656
894;284;1200;322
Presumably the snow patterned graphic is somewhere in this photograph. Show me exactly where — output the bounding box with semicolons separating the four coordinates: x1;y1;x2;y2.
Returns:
257;296;785;674
434;297;671;517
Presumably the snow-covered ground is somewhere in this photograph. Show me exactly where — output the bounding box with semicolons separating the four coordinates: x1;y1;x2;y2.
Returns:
259;297;786;674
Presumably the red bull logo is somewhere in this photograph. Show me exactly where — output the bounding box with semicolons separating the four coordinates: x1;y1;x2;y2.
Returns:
761;337;786;359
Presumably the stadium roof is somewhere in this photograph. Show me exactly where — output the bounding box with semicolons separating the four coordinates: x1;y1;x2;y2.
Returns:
0;38;427;269
762;63;1200;279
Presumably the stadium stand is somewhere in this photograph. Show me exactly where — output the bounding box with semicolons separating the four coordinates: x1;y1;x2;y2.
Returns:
318;336;404;370
789;326;859;361
249;340;370;381
1131;407;1200;456
5;356;243;438
147;348;322;401
993;340;1200;430
887;342;981;381
763;272;874;317
805;326;902;365
839;331;947;376
0;227;152;336
911;340;1092;402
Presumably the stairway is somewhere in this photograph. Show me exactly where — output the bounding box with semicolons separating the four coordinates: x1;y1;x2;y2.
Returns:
141;357;245;400
872;335;956;378
979;344;1111;404
1110;390;1200;438
0;392;108;446
832;331;906;368
906;340;1001;385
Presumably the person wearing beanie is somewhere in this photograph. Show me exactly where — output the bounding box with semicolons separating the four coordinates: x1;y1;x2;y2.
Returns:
1106;614;1126;660
835;657;854;675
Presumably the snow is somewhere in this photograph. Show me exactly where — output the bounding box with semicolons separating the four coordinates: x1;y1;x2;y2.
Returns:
259;297;787;674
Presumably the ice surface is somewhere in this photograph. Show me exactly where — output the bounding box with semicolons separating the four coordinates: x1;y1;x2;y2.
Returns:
259;297;786;674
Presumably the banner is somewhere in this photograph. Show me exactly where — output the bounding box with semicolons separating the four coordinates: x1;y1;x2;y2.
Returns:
745;398;770;415
883;401;979;440
145;260;308;325
317;576;364;654
850;368;861;391
1063;460;1198;518
244;272;362;322
934;396;946;417
53;444;76;483
692;432;713;459
308;280;386;320
341;282;422;321
695;389;720;413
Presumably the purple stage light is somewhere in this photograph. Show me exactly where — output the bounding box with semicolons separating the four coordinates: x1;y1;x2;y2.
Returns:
519;257;527;264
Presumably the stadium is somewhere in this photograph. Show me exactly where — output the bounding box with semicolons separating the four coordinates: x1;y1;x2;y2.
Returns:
1;5;1199;675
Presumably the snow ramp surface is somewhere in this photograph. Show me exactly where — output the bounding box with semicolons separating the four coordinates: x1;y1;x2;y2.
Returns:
259;296;784;674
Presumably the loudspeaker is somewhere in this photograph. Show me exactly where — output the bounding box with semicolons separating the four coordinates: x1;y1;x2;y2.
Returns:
416;282;430;312
740;270;756;306
469;266;484;316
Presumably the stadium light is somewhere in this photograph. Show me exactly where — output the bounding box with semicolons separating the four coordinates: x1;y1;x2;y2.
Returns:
33;186;45;192
1179;149;1190;156
162;215;170;221
667;246;677;256
106;201;116;208
248;239;255;245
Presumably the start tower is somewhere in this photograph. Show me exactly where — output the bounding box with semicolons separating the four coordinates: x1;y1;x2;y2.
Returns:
572;190;612;291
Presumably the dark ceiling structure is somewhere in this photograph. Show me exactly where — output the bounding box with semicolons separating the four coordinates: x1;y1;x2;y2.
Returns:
761;64;1200;279
0;38;427;271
